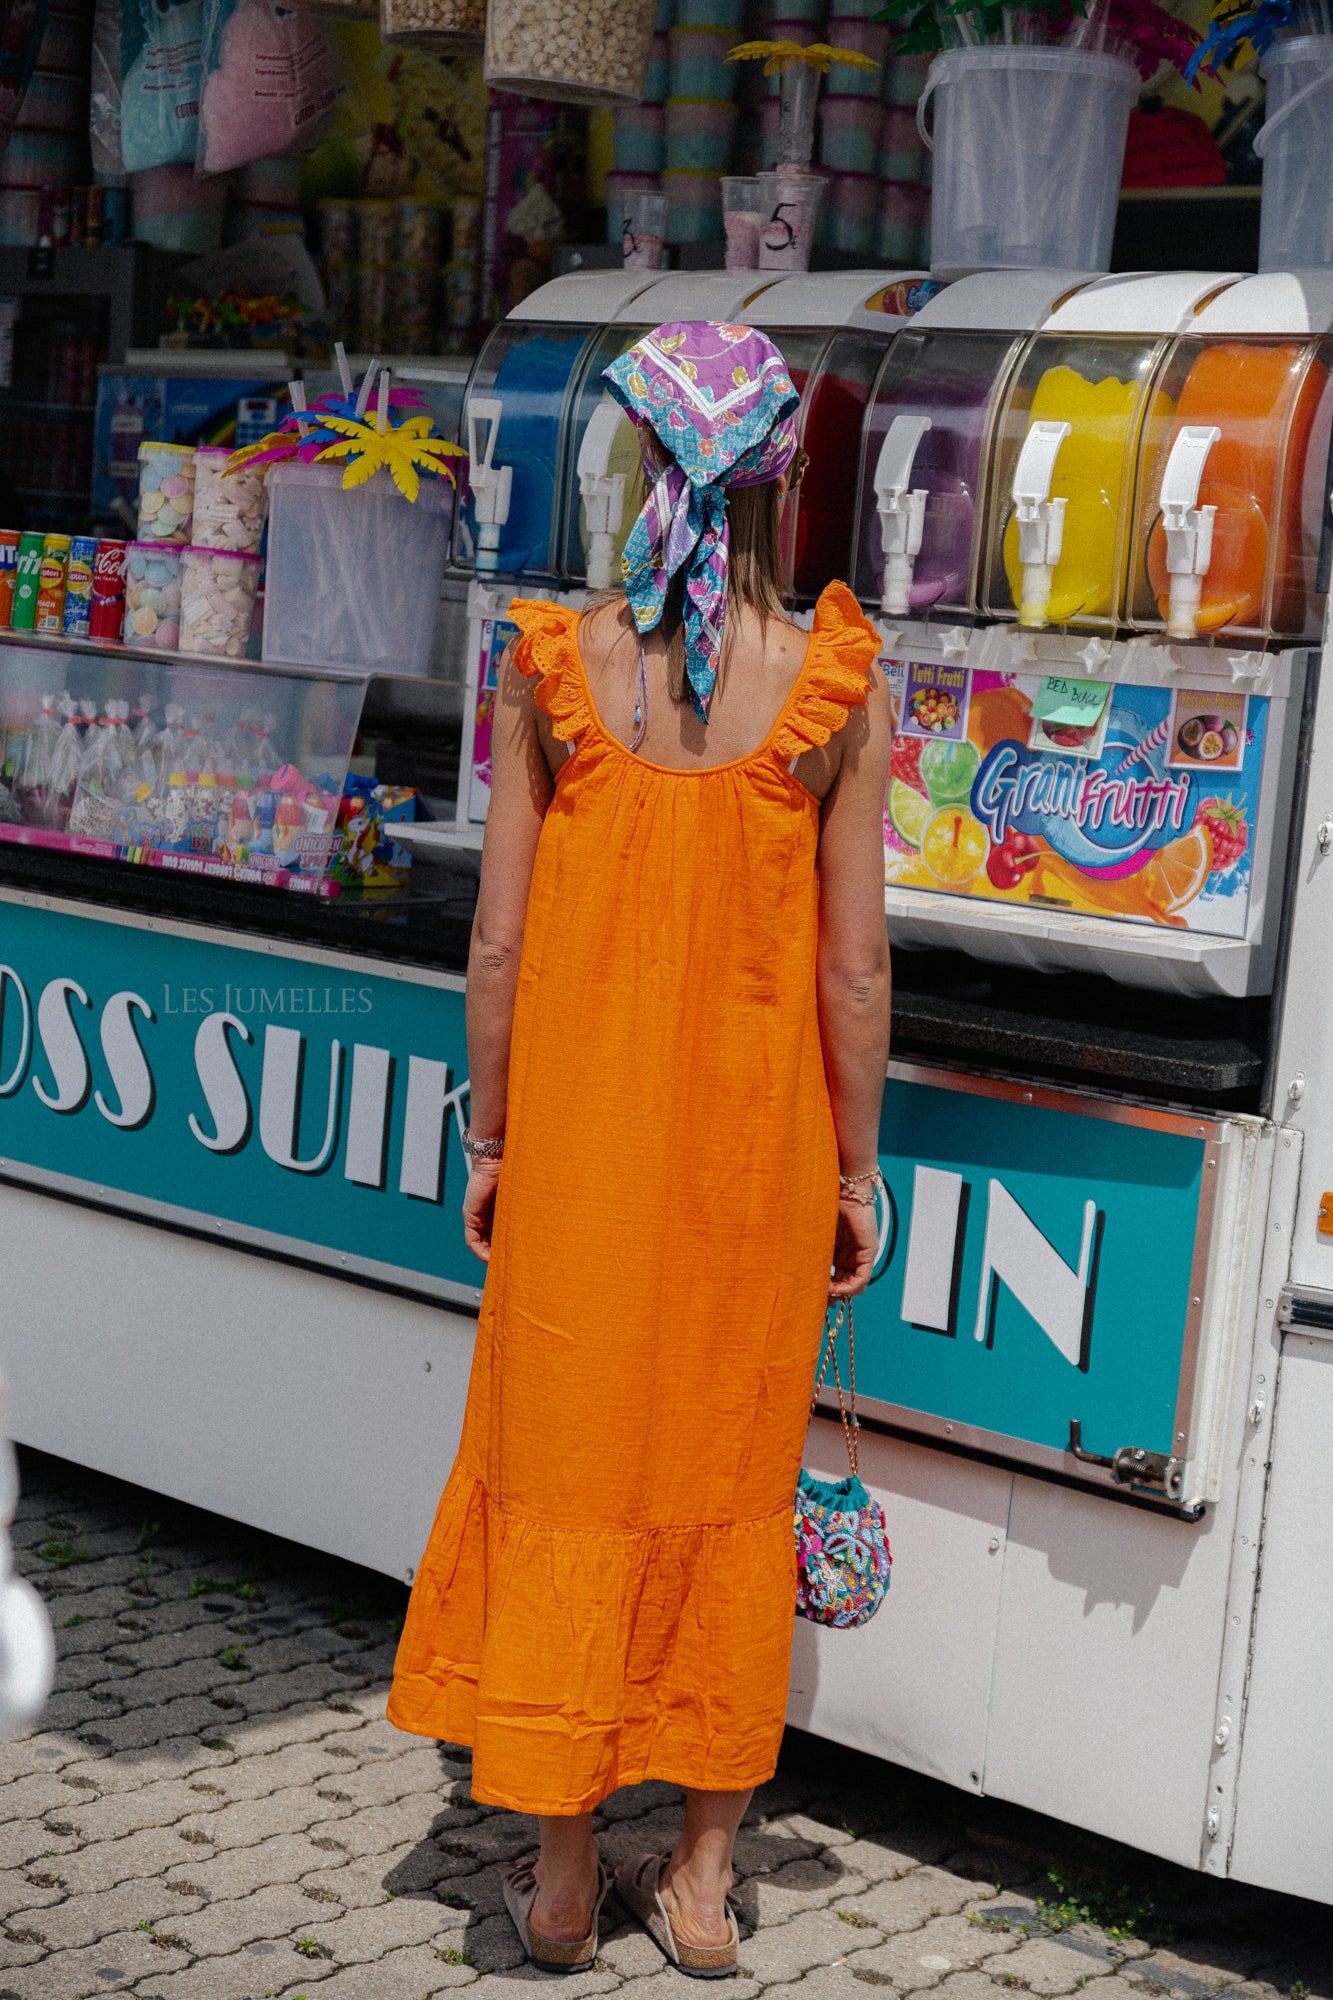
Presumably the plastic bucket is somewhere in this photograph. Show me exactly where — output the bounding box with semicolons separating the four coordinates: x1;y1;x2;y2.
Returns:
262;461;453;675
920;44;1137;274
1257;37;1333;271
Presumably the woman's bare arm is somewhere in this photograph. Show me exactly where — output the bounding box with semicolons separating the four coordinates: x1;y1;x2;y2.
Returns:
815;669;893;1296
462;642;553;1260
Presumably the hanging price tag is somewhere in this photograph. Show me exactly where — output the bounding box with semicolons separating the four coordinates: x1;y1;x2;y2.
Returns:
1031;676;1113;728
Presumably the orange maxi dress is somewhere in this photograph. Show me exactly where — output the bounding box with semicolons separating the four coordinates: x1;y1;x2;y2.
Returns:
388;580;881;1815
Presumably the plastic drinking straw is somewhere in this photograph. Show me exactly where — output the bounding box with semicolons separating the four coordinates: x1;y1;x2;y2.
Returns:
334;341;354;398
355;359;380;420
289;380;312;441
377;368;390;434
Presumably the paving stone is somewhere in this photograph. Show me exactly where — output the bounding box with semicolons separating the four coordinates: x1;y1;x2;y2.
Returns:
456;1912;528;1974
459;1967;618;2000
609;1972;761;2000
992;1932;1127;1994
846;1869;996;1936
763;1970;869;2000
738;1853;870;1926
8;1923;191;1997
842;1911;1022;1991
1129;1946;1264;1995
129;1949;336;1999
741;1904;870;1985
293;1942;480;1997
172;1881;324;1955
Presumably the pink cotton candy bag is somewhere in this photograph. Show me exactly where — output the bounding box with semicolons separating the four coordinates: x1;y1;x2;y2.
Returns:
197;0;344;176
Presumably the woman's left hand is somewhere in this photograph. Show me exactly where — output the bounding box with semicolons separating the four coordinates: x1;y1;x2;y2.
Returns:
463;1158;504;1262
830;1195;879;1298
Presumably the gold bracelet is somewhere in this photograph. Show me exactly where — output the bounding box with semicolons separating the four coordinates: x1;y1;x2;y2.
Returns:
839;1167;883;1205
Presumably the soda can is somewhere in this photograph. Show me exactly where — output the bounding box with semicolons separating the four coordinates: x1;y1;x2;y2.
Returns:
10;530;45;630
0;529;20;627
62;533;98;639
88;538;127;641
35;532;71;632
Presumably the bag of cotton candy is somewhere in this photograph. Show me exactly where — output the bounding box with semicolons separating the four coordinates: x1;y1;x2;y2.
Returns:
197;0;344;175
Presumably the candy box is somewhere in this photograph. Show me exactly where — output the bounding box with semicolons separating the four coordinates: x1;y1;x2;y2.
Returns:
331;778;417;889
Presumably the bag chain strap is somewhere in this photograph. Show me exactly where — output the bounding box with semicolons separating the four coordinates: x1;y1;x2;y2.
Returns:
809;1299;860;1479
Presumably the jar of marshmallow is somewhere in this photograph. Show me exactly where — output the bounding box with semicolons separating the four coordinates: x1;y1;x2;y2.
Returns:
191;446;268;555
179;547;261;658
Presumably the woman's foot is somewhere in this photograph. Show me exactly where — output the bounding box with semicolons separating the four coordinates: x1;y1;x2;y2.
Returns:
530;1836;601;1943
660;1852;734;1950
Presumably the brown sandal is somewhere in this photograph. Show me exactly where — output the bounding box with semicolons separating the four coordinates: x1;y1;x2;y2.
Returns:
503;1853;613;1974
615;1852;739;1979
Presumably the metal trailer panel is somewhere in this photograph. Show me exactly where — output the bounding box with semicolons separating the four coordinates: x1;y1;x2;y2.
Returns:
788;1425;1011;1796
1230;1325;1333;1900
0;1183;470;1585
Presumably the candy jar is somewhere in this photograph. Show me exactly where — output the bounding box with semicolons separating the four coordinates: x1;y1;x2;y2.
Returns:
124;543;184;649
179;547;261;658
191;447;268;554
137;442;196;544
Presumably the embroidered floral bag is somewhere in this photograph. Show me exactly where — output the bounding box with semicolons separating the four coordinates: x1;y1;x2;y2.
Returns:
795;1300;892;1628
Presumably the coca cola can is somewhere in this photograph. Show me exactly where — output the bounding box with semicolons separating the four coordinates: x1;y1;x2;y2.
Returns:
89;538;127;642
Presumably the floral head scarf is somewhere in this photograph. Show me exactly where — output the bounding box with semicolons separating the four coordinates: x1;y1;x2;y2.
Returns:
603;321;800;722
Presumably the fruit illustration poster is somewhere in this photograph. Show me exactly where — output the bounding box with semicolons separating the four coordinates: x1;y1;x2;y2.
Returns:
883;664;1267;937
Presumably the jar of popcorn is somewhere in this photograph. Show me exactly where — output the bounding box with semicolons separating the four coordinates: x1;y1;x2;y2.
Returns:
485;0;655;104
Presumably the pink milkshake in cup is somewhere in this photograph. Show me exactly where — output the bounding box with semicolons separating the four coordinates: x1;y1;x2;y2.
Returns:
756;168;826;271
721;175;762;270
623;188;668;270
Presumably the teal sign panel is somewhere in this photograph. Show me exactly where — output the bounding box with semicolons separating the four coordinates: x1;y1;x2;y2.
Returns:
858;1075;1209;1464
0;897;478;1304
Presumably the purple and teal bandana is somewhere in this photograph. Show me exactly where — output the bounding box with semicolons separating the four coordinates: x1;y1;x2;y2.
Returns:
603;321;800;723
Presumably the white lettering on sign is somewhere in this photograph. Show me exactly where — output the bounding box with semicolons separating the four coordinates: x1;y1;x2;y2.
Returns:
900;1165;968;1336
188;1013;254;1154
0;964;471;1210
32;978;93;1115
95;993;156;1131
974;1180;1101;1371
258;1026;343;1176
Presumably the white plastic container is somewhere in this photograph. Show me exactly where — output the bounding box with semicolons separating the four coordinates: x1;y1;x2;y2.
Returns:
920;45;1138;275
1257;37;1333;272
262;461;453;675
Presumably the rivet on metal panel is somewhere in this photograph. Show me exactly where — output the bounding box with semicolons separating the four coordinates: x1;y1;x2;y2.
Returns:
1206;1808;1221;1839
424;1362;432;1373
1197;1126;1205;1137
1192;1296;1201;1306
970;1770;980;1783
1208;1160;1216;1170
1289;1074;1306;1103
988;1537;1000;1552
405;1566;415;1581
1319;1193;1333;1236
945;1424;954;1434
1177;1432;1185;1442
1214;1717;1231;1748
1318;817;1333;854
1265;1299;1275;1310
1024;1092;1033;1102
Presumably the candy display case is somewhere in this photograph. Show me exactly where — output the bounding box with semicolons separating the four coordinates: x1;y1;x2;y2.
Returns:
0;632;363;896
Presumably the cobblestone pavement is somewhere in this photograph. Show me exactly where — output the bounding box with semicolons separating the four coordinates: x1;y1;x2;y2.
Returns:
4;1448;1332;2000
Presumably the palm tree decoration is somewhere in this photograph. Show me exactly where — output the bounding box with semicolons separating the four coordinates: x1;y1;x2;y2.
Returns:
225;362;466;504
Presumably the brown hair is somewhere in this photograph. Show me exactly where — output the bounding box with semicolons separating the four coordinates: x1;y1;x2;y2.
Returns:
637;428;786;707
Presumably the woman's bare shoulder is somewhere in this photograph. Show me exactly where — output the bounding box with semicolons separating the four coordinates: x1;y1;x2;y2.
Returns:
577;594;633;667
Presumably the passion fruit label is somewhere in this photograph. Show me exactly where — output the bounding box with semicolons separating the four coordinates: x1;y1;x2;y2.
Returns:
884;666;1269;938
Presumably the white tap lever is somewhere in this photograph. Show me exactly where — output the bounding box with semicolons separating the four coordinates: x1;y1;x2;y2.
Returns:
467;398;513;575
874;414;932;617
1160;424;1221;639
578;403;628;592
1012;419;1071;630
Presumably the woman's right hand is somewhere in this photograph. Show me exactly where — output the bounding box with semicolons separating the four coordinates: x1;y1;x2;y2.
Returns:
462;1158;504;1263
829;1194;879;1299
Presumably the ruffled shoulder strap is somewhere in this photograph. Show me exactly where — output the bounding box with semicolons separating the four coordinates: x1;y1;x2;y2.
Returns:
506;598;594;744
771;581;881;762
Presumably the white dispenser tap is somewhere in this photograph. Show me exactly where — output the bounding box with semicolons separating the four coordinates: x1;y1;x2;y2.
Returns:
578;403;628;592
1159;424;1221;639
874;414;932;617
467;398;513;575
1012;419;1072;629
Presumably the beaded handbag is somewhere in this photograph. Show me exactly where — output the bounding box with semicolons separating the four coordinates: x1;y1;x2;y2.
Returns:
795;1301;892;1628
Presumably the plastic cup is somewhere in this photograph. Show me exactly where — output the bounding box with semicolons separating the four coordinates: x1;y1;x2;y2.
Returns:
778;60;820;166
757;168;825;270
721;175;762;269
623;187;668;268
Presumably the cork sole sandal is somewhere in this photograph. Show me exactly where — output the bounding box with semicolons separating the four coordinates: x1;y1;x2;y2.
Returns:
503;1855;612;1975
615;1852;740;1979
